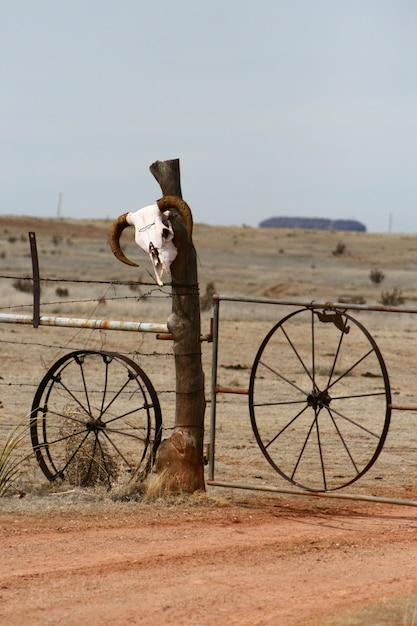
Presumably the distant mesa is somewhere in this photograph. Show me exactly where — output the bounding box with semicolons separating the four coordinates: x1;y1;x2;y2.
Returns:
259;217;366;232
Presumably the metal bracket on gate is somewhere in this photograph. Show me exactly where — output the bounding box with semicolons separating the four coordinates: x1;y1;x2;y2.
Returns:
315;309;350;334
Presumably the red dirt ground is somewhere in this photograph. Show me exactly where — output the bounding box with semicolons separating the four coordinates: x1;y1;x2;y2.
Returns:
1;494;417;625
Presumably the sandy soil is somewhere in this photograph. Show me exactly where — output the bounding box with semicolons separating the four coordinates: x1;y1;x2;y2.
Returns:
1;494;417;626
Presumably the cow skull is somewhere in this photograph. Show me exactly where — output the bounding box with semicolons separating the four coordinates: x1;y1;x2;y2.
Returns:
109;195;193;286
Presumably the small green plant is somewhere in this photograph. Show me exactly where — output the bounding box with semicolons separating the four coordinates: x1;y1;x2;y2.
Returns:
380;287;404;306
332;241;346;256
369;268;385;285
0;417;30;497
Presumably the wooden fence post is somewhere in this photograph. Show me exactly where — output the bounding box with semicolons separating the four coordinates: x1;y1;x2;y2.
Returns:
150;159;206;492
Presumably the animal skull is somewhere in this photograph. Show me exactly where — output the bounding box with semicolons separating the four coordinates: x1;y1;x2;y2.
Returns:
109;195;193;286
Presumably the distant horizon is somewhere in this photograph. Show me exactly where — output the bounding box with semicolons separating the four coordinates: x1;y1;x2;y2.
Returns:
2;210;414;235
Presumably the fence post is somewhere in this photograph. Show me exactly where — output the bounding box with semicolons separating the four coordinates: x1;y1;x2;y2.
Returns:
150;159;206;492
29;232;40;328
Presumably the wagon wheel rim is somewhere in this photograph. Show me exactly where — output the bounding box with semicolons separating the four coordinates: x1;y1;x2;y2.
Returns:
30;350;162;488
249;308;391;492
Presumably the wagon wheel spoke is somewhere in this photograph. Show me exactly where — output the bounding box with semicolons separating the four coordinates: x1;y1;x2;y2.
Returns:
51;430;91;480
326;408;360;474
104;426;148;443
104;403;150;426
36;425;88;449
50;374;91;418
280;324;316;389
315;414;327;491
289;412;319;482
257;359;309;396
101;429;140;469
264;404;310;450
323;312;349;389
331;391;386;401
326;405;382;439
99;359;110;416
75;355;93;416
253;399;311;408
327;347;375;391
99;376;134;419
95;435;114;488
249;308;391;492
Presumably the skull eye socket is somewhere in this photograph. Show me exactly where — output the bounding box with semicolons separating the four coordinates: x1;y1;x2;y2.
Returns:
162;228;170;239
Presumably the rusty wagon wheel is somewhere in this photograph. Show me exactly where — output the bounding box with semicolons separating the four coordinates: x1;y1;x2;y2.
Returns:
249;308;391;492
30;350;162;488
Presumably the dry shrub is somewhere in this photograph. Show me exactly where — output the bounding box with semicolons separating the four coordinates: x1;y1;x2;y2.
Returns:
13;278;34;293
369;267;385;285
61;407;119;487
55;286;69;297
332;241;346;256
380;287;404;306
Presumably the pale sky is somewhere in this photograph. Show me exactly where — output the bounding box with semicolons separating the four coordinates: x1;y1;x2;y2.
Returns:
1;1;416;233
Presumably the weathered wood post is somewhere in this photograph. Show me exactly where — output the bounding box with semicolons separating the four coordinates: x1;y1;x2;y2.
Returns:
150;159;206;492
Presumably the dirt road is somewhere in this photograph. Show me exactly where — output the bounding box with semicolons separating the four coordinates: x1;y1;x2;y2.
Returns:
1;494;417;625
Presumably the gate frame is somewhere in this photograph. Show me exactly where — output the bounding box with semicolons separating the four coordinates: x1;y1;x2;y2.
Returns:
208;293;417;508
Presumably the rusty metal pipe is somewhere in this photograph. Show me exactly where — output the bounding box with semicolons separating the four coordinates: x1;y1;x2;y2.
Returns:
207;480;417;508
0;312;168;334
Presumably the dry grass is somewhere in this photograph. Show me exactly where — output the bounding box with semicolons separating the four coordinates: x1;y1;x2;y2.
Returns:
315;593;417;626
0;416;32;497
143;467;185;500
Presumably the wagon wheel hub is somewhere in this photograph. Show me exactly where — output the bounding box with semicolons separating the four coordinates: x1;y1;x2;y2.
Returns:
307;389;331;410
86;418;106;432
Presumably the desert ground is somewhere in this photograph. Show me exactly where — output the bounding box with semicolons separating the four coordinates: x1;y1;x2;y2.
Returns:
1;214;417;625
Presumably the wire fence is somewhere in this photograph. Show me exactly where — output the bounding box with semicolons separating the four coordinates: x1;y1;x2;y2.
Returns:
0;270;179;441
2;226;417;503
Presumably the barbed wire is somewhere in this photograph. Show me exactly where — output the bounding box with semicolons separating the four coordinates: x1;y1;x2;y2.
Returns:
0;295;171;312
0;274;162;287
0;275;172;312
0;274;200;292
0;337;173;357
0;380;176;394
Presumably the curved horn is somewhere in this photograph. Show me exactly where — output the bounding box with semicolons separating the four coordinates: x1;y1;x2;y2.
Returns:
109;213;139;267
157;195;193;242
